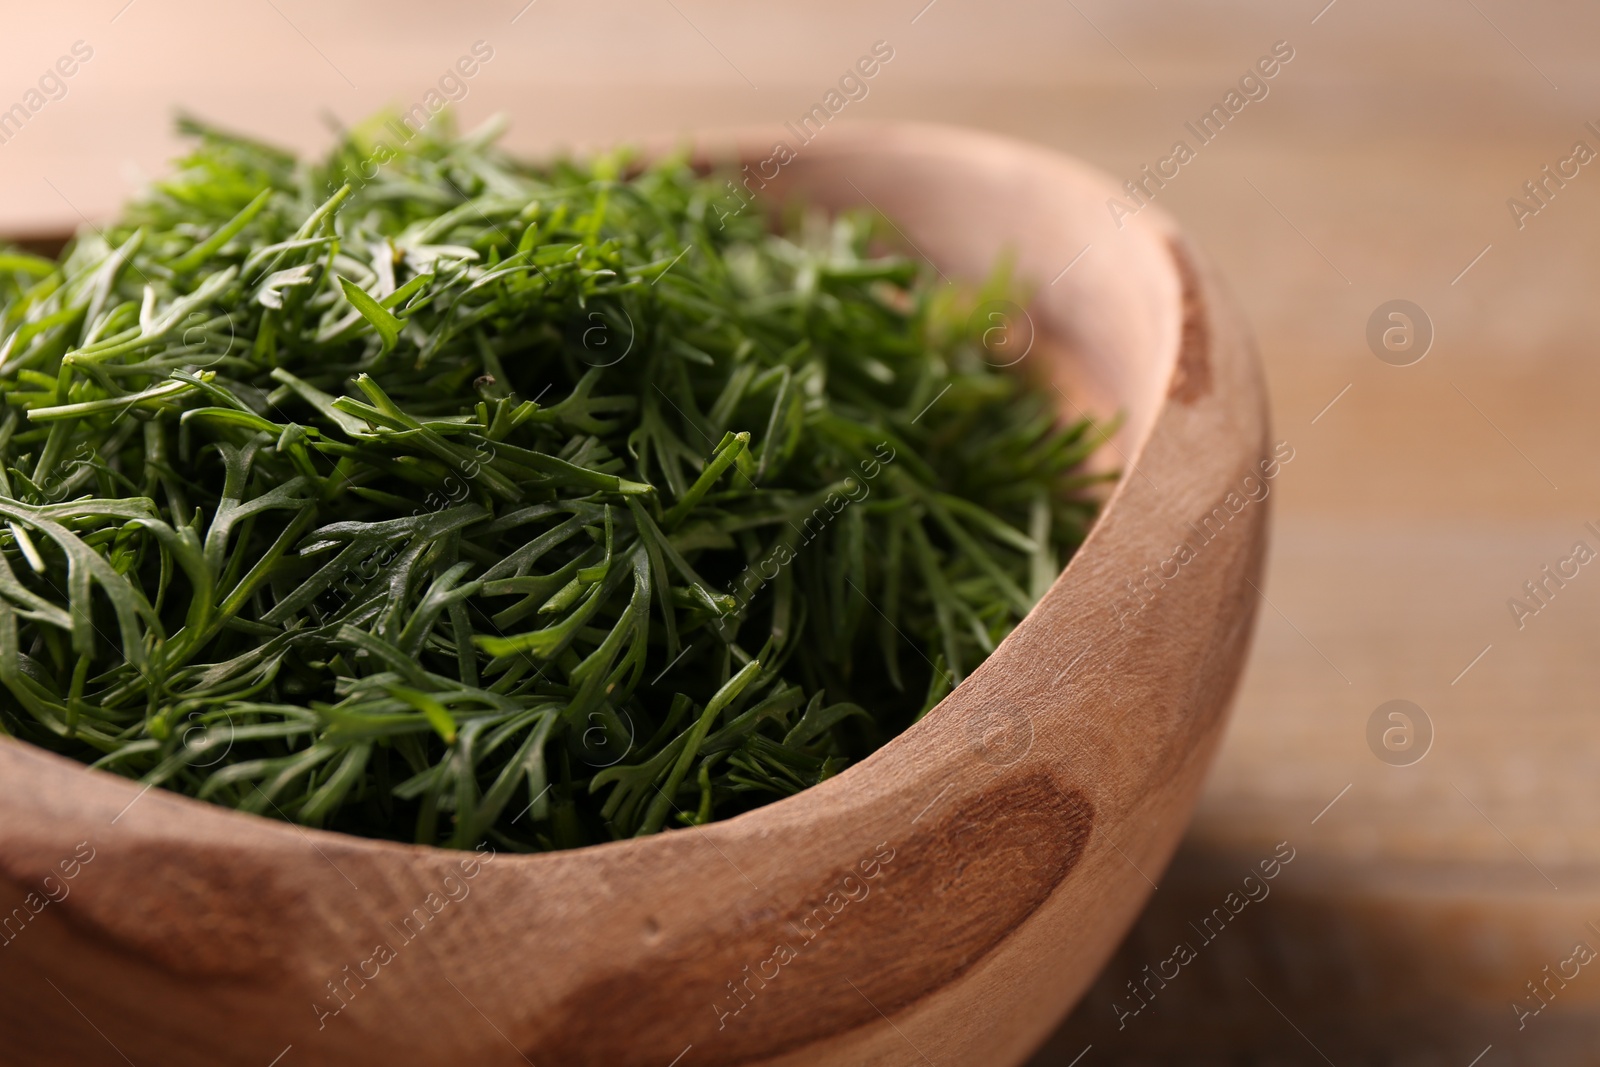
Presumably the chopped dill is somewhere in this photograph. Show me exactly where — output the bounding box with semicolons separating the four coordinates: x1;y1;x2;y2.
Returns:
0;115;1108;851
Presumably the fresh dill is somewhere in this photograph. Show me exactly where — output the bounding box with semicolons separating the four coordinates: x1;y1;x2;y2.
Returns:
0;115;1108;851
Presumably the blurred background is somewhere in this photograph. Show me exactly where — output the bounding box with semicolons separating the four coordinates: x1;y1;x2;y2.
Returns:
4;1;1597;1062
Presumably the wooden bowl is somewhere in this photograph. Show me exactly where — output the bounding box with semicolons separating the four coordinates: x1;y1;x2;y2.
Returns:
0;123;1268;1066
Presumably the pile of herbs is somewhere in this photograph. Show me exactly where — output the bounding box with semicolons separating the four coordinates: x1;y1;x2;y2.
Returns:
0;116;1107;852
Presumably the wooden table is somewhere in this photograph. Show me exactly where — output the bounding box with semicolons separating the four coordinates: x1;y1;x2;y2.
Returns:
4;1;1598;1062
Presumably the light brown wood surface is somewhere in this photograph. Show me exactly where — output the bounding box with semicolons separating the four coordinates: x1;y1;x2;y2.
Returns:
1;1;1596;1062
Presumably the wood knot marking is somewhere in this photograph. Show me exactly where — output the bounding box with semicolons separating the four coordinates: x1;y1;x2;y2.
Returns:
1166;237;1212;404
43;841;293;982
538;770;1095;1065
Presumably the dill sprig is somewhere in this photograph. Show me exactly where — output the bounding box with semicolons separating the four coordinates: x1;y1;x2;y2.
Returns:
0;115;1108;851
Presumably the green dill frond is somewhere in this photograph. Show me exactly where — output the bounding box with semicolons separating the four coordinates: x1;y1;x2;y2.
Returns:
0;116;1109;851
